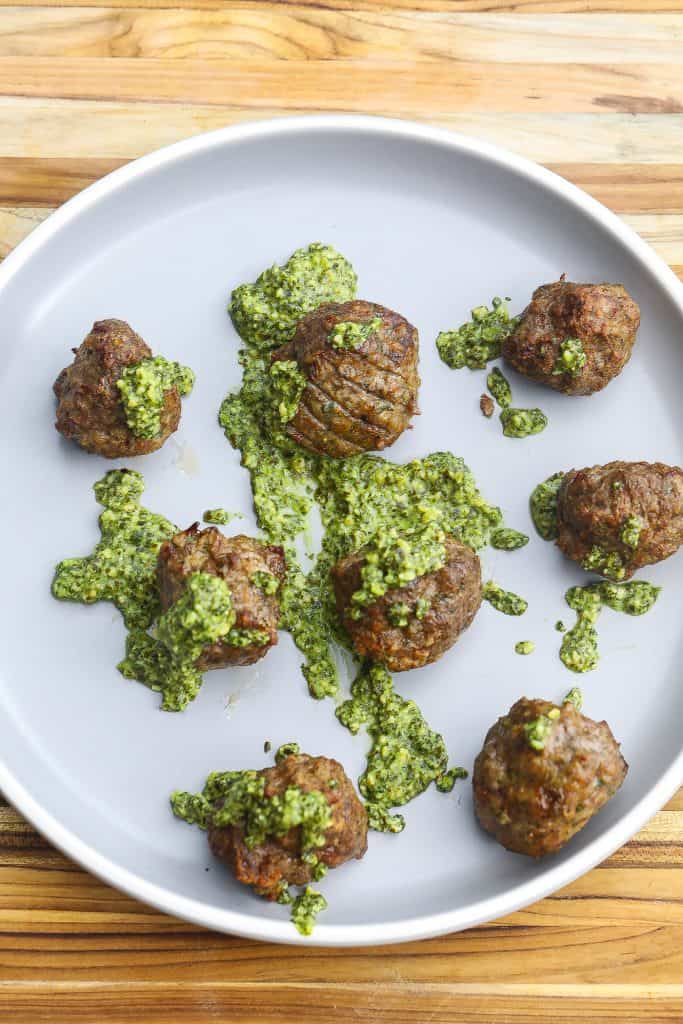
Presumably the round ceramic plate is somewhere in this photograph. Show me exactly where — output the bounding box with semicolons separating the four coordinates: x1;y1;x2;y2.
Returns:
1;116;682;947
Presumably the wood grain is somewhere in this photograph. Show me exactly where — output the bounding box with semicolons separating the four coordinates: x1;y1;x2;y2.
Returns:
1;2;682;1020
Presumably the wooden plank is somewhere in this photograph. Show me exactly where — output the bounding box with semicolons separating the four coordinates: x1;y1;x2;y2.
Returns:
1;0;683;13
1;57;683;115
0;158;682;211
1;9;683;63
0;104;682;163
0;984;682;1024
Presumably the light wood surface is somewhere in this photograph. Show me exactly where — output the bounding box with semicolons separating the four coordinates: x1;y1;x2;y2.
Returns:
1;3;682;1021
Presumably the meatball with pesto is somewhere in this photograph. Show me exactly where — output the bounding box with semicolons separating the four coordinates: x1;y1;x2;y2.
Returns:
271;300;419;459
556;461;683;581
331;536;482;672
503;280;639;396
157;525;285;669
206;753;368;900
54;319;193;458
473;696;627;857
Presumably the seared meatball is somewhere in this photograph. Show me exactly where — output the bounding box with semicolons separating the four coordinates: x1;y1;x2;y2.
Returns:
157;526;285;669
272;299;419;459
473;697;627;857
208;753;368;899
556;460;683;581
503;281;639;396
331;536;482;672
53;319;181;457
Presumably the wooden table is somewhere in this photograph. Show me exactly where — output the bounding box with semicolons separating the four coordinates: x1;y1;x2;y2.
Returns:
1;3;682;1021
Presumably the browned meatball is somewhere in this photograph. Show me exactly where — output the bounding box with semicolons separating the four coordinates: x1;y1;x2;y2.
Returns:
208;753;368;899
272;299;419;459
503;281;640;396
556;461;683;581
331;536;482;672
157;525;286;669
53;319;181;457
473;697;627;857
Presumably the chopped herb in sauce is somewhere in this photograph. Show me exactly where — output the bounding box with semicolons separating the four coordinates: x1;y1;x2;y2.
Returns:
555;620;566;632
525;707;560;750
515;640;535;655
500;406;548;439
250;570;280;595
482;581;528;616
291;887;328;936
118;629;203;712
203;508;241;526
117;356;194;439
553;337;586;378
328;317;381;351
157;573;235;662
581;544;626;581
436;297;518;370
563;687;583;710
226;627;270;647
560;580;660;673
52;469;176;629
490;527;529;551
269;359;307;424
435;766;468;793
275;742;301;764
529;471;565;541
350;523;446;619
620;515;642;550
486;366;512;408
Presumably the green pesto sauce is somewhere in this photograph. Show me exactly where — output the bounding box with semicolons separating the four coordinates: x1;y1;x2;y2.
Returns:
555;620;566;632
581;545;626;581
436;297;518;370
529;471;565;541
117;355;194;440
560;580;660;673
336;662;462;832
250;570;279;595
563;686;583;710
328;317;381;351
515;640;535;655
269;359;307;424
118;629;203;712
553;337;586;378
525;706;561;750
482;581;528;616
157;572;235;662
620;515;642;550
226;627;270;647
490;527;529;551
229;242;357;350
291;887;328;936
387;597;431;628
486;366;512;409
349;523;446;619
275;742;300;763
435;766;468;793
52;469;176;630
203;508;241;526
500;406;548;439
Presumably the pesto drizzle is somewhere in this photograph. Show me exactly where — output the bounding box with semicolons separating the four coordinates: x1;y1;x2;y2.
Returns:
436;298;518;370
529;471;565;541
559;580;660;673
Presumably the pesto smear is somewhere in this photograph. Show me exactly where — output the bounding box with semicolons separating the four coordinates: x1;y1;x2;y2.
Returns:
117;355;194;439
329;317;382;351
553;337;586;378
485;364;547;440
559;580;660;673
436;297;518;370
482;581;528;616
529;471;565;540
220;243;517;830
203;508;242;526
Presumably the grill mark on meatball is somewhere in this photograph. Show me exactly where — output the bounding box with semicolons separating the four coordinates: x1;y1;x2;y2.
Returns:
303;378;393;444
289;401;365;458
326;359;407;415
309;371;398;439
331;355;408;407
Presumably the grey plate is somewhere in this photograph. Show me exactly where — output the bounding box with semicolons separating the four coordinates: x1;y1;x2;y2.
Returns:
1;116;682;946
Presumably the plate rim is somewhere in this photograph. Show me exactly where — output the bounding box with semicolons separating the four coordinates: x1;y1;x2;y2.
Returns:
1;113;682;947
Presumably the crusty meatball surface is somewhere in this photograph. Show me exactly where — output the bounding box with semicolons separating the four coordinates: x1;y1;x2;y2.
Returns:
502;281;640;396
157;526;286;669
473;697;627;858
556;460;683;580
208;753;368;899
272;299;419;459
53;319;181;457
331;536;482;672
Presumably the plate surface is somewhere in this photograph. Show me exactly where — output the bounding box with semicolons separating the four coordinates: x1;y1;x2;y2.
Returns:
1;116;682;947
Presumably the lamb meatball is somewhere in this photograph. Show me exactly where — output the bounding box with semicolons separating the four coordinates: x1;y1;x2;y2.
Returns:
556;460;683;581
157;525;286;669
272;299;419;459
331;536;482;672
208;753;368;899
473;697;627;857
53;319;182;457
503;281;640;396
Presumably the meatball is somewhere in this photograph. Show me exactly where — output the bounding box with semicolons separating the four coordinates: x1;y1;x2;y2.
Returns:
208;753;368;899
272;299;419;459
473;697;627;857
331;536;482;672
157;525;286;669
53;319;181;457
503;280;640;396
556;460;683;581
